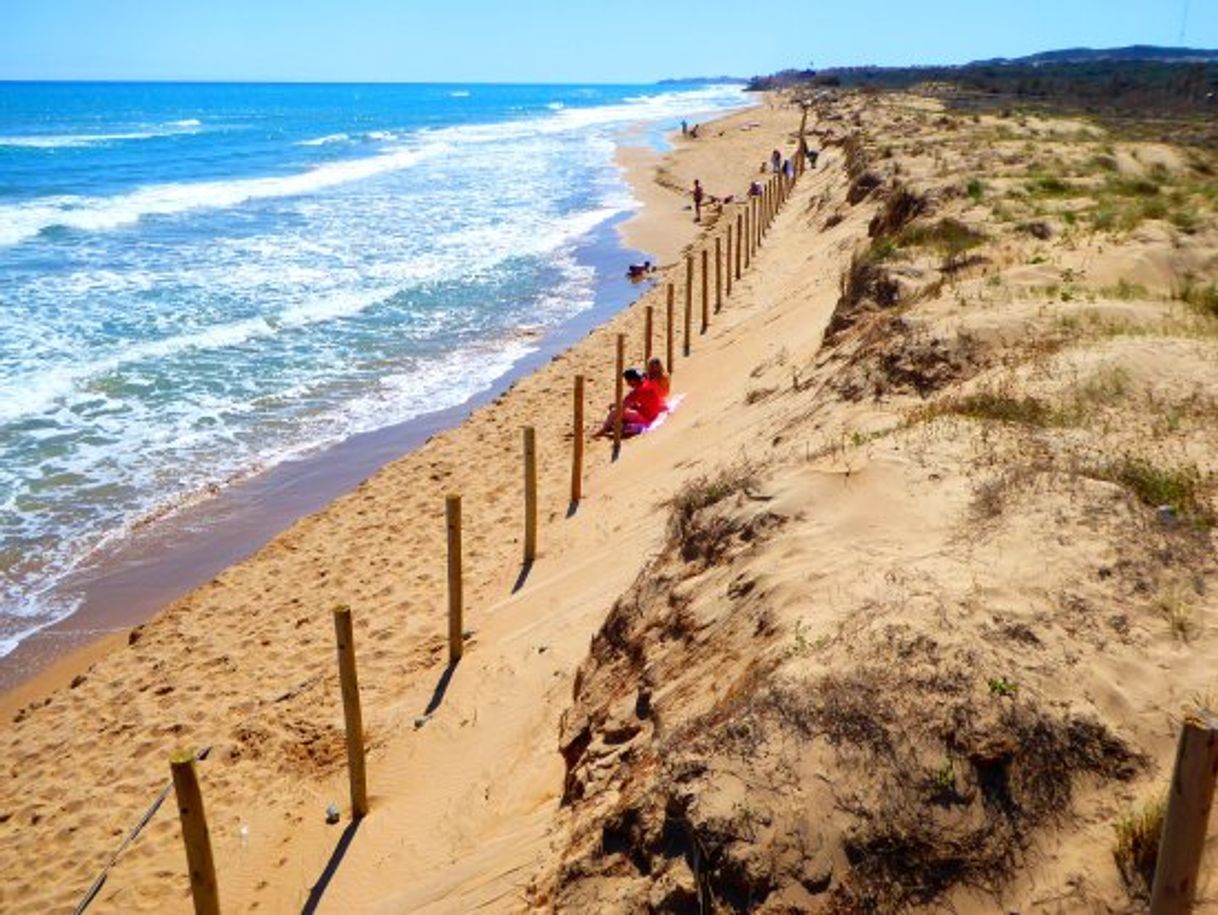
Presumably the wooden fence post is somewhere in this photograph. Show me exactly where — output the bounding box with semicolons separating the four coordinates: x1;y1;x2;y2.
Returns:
170;751;220;915
666;283;675;376
683;266;693;356
1150;711;1218;914
445;494;463;664
714;235;722;312
523;426;537;563
725;225;733;297
684;255;693;355
736;212;743;277
613;333;624;453
743;207;751;270
700;248;709;333
332;605;369;819
644;304;653;363
571;375;584;505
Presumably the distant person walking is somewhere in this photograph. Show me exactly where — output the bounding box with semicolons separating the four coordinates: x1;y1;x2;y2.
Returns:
692;178;704;222
681;119;688;137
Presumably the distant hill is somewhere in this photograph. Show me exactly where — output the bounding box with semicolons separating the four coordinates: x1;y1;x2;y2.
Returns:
972;45;1218;66
744;46;1218;123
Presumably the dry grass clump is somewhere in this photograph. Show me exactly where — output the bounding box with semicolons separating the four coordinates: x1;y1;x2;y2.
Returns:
664;462;771;564
1093;456;1213;527
1175;275;1218;319
868;184;930;238
1025;176;1077;197
1099;279;1149;301
839;247;901;309
825;246;903;343
896;218;986;258
760;663;1146;914
1113;793;1166;899
1155;586;1201;643
948;391;1052;426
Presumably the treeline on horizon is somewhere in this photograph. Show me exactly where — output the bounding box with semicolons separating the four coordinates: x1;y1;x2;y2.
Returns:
749;51;1218;119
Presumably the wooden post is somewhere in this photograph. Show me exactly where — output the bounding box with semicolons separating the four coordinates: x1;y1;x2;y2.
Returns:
665;284;675;377
700;248;709;333
644;304;653;363
571;375;584;504
683;266;693;356
743;206;751;269
332;605;369;819
755;195;762;249
522;426;537;563
684;254;693;354
170;751;219;915
725;225;733;297
613;333;624;451
1150;711;1218;914
445;494;463;664
714;235;722;312
736;212;744;277
797;105;809;178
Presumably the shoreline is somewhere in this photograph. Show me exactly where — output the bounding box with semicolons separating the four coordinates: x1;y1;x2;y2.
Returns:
0;216;652;700
0;102;753;705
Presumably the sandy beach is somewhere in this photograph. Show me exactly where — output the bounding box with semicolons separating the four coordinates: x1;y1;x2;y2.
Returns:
3;90;1217;915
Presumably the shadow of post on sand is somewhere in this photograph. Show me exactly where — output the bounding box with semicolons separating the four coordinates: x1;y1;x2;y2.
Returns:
300;818;362;915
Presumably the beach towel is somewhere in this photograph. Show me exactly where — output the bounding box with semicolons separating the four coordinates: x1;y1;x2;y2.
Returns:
624;393;684;437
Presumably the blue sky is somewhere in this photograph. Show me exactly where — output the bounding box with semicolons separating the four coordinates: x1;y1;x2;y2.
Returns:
2;0;1215;82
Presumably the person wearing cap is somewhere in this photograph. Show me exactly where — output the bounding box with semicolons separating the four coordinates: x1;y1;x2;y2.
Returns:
594;367;665;438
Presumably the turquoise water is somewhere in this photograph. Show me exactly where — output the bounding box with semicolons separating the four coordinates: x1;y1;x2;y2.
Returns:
0;81;750;655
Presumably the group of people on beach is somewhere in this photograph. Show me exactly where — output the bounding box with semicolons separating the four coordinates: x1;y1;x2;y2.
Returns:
594;357;671;439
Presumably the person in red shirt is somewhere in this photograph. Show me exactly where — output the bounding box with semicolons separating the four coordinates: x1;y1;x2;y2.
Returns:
595;368;665;438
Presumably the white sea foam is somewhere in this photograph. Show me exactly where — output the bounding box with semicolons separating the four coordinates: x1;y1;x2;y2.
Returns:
0;286;394;424
0;143;444;247
449;90;470;98
0;119;204;150
0;131;162;148
297;132;351;146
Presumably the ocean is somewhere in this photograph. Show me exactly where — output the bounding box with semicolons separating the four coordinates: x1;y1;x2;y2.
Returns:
0;80;751;659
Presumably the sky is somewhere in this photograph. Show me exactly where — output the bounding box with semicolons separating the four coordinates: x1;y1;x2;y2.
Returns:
1;0;1215;83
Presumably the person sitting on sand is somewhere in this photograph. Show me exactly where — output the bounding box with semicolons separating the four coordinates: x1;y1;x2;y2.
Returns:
771;148;782;174
595;367;664;438
646;357;671;399
627;260;654;279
